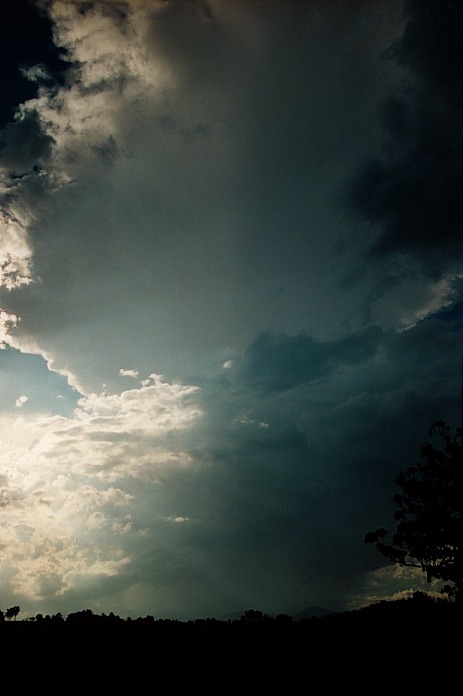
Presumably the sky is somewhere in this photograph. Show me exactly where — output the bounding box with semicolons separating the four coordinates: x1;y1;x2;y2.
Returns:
0;0;462;620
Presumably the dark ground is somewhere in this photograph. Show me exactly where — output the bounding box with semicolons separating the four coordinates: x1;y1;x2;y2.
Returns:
2;596;459;694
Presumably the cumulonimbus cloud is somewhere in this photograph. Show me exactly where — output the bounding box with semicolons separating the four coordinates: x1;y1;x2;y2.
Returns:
0;0;460;620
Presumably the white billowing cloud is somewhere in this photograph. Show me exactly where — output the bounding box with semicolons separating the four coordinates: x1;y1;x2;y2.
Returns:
0;310;19;348
21;373;202;482
22;0;168;180
119;368;139;378
0;208;33;291
15;395;28;408
0;372;202;613
0;481;132;600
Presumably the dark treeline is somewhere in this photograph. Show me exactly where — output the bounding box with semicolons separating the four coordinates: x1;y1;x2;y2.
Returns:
1;594;459;694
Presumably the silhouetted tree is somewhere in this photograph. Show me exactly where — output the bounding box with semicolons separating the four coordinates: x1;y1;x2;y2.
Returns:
5;606;20;621
365;421;463;602
240;609;271;622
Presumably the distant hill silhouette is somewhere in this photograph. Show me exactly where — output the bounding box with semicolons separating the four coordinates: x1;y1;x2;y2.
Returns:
221;605;333;621
291;605;334;619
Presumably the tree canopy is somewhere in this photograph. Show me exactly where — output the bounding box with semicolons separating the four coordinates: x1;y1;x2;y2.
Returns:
365;421;463;602
5;606;20;621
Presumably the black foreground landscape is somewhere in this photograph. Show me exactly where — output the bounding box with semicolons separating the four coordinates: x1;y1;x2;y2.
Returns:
2;595;459;693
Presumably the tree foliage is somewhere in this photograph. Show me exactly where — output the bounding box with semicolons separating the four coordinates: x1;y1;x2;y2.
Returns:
365;421;463;602
5;606;20;621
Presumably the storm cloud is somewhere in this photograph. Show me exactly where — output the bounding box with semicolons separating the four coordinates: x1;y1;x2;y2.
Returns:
349;0;463;275
0;0;461;620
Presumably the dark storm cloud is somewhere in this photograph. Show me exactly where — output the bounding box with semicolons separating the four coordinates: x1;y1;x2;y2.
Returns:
349;0;463;273
232;327;381;395
0;109;54;175
146;0;216;65
126;307;462;616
